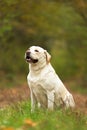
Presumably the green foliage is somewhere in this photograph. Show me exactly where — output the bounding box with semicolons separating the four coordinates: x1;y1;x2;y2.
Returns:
0;101;87;130
0;0;87;88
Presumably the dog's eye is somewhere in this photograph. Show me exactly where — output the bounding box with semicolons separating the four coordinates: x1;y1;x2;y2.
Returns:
35;50;39;52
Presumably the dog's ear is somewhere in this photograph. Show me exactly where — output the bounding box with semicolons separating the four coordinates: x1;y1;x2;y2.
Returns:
44;50;51;63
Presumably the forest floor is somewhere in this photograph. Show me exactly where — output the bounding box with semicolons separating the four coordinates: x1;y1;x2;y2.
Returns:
0;85;87;114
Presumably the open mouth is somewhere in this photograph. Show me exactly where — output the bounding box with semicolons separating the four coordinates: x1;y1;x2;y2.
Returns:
26;55;38;63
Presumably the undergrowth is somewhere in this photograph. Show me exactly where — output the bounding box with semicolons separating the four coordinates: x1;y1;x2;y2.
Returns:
0;101;87;130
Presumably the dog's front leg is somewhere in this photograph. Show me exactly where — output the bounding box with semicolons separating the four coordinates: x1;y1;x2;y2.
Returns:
47;90;54;110
30;90;37;112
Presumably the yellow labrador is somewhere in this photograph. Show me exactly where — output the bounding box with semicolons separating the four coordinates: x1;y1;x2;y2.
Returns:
25;46;75;112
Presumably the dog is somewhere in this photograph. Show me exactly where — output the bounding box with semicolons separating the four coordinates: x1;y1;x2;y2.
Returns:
25;46;75;112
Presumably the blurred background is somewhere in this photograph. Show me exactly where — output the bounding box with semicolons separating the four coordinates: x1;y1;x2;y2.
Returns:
0;0;87;94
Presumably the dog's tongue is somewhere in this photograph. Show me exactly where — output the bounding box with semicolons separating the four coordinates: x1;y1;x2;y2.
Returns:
26;58;32;62
26;56;31;62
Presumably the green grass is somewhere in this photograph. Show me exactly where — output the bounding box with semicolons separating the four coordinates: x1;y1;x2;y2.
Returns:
0;101;87;130
66;81;87;95
70;85;87;95
0;74;27;89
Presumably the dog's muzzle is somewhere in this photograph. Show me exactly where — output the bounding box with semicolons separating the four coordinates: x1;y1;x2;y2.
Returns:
25;51;38;63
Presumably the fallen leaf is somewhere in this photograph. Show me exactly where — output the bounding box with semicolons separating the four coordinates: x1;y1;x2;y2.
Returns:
24;119;37;127
1;127;14;130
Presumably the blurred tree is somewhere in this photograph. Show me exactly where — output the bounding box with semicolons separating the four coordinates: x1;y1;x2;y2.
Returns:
72;0;87;22
53;0;87;22
0;0;87;87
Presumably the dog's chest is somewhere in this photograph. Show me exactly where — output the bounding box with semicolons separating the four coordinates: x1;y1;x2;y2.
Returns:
27;73;47;104
27;72;46;89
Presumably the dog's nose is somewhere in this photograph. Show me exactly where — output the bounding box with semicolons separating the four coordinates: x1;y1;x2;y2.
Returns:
25;51;31;60
26;51;30;56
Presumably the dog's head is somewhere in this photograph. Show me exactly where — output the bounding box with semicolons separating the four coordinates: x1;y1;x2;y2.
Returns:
25;46;51;65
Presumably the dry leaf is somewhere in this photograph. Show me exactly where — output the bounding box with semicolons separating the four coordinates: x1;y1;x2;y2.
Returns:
1;127;14;130
24;119;37;127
